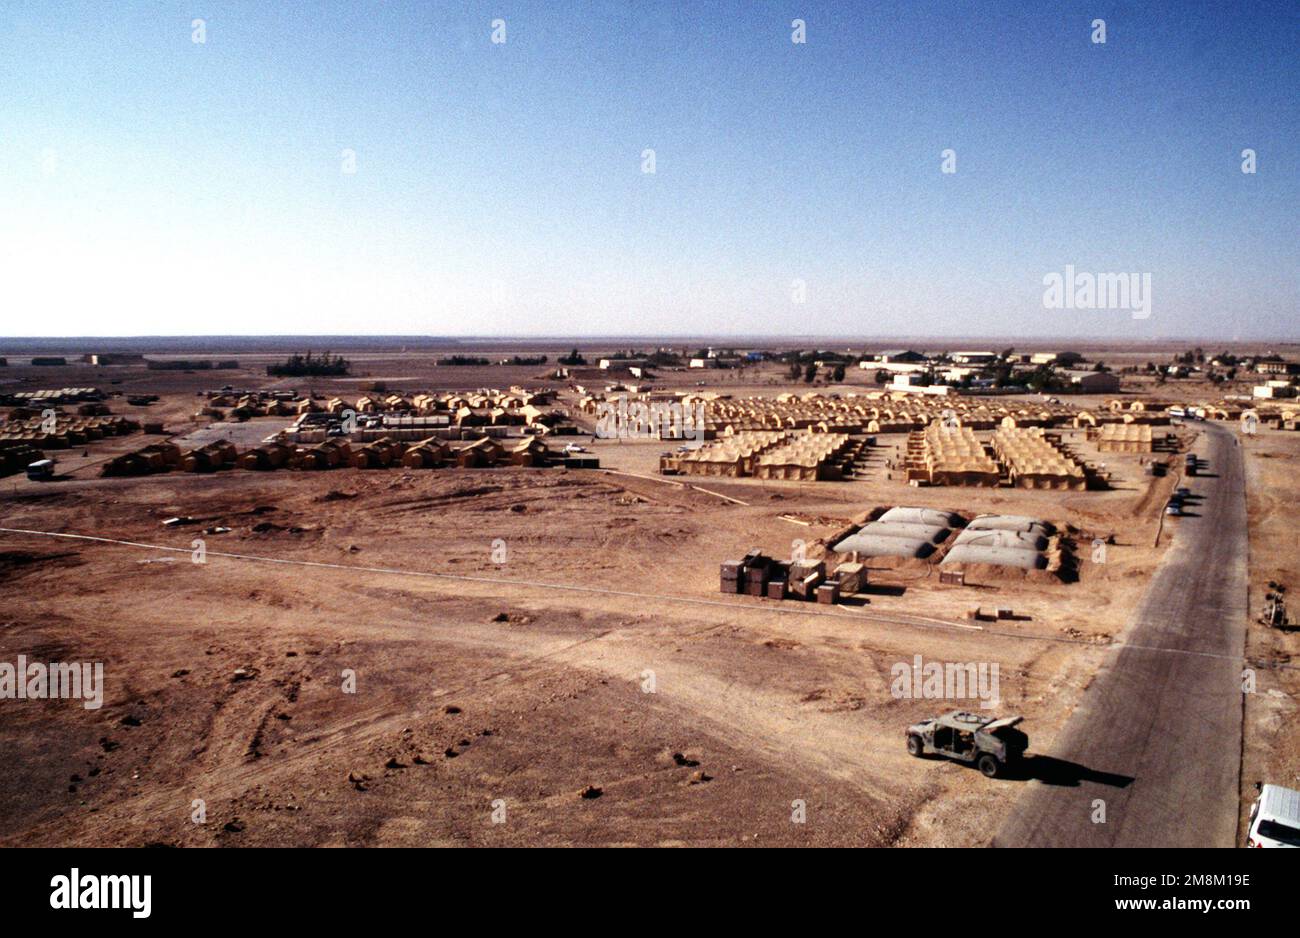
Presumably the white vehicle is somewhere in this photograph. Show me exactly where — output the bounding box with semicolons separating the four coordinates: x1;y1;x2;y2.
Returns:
562;443;587;454
1247;784;1300;847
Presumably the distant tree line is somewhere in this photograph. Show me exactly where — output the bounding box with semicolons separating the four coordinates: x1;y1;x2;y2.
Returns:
267;351;350;377
437;355;491;366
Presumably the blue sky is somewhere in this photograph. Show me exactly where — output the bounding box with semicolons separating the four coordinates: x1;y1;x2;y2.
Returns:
0;0;1295;338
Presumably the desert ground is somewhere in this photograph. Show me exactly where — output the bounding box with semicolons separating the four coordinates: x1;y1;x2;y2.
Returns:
0;341;1293;847
1240;430;1300;829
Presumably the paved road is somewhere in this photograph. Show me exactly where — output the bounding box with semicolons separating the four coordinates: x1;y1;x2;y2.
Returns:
996;422;1248;847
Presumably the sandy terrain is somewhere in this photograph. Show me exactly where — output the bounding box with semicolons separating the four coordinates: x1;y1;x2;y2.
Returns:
0;459;1156;845
0;345;1288;847
1240;430;1300;833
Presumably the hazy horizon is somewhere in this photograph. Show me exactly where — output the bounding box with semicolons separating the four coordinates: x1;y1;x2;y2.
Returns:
3;333;1298;353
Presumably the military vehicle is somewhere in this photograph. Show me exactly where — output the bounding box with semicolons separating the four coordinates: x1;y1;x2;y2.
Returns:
905;711;1027;778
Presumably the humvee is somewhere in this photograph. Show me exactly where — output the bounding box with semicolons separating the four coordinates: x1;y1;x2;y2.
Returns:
905;711;1027;778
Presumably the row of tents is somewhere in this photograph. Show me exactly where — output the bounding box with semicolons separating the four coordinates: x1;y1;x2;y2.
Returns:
660;429;867;480
989;428;1088;491
101;435;553;477
905;425;1001;487
589;389;1298;441
1089;422;1164;452
581;390;1086;439
0;414;140;449
752;433;861;481
903;425;1088;489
